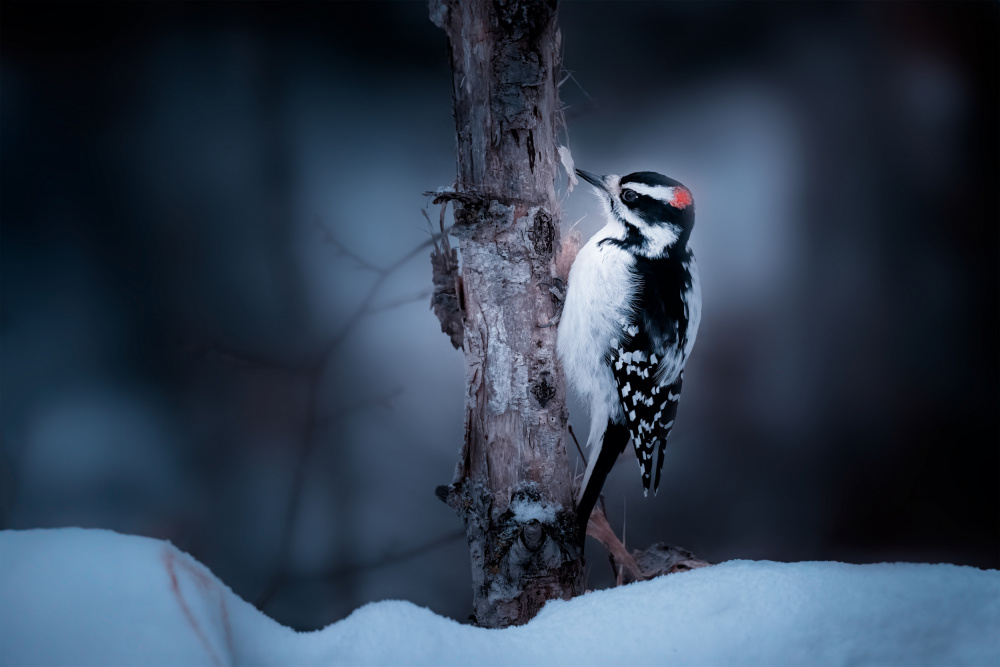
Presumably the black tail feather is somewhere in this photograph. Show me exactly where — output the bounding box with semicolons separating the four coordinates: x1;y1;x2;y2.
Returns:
651;376;683;494
576;420;630;535
653;437;667;492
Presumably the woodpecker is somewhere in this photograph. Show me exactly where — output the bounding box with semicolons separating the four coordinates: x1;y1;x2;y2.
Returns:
557;169;701;532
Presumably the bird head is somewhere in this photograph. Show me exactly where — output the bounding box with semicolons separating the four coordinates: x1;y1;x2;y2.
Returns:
576;169;695;256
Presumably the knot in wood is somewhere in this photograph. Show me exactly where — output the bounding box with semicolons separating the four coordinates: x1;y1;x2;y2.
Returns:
531;376;556;408
530;209;553;255
521;519;544;552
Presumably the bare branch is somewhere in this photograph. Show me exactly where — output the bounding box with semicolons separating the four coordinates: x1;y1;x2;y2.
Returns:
330;388;402;417
320;528;466;582
257;528;466;610
179;339;314;374
421;209;442;255
251;228;449;611
315;218;383;273
322;231;446;354
365;289;435;315
558;71;598;122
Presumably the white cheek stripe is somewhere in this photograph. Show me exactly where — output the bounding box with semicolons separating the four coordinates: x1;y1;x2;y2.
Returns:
625;183;691;209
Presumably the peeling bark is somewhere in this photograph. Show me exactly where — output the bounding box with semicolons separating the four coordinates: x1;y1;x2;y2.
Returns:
429;204;464;350
429;0;583;627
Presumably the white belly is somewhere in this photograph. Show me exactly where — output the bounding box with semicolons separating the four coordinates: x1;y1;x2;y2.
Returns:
557;230;637;447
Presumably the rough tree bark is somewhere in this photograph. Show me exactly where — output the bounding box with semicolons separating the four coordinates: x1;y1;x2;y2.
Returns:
428;0;585;628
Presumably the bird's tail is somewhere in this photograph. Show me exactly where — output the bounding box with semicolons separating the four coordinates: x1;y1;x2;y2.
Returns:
576;420;630;535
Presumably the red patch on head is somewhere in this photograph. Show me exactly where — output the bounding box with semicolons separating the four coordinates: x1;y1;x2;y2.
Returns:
670;187;693;209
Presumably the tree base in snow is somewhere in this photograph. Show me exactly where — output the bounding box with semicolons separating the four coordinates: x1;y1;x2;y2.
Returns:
437;480;584;627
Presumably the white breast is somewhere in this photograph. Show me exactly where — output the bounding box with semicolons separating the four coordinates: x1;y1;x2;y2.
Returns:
557;224;638;450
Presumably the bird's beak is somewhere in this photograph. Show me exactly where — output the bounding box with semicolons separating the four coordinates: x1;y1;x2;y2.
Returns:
576;169;611;195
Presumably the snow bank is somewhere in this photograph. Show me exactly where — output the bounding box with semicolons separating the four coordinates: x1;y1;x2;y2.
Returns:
1;528;996;666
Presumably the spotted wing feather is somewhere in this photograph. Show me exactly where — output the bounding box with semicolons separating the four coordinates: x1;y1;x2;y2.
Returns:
609;326;684;495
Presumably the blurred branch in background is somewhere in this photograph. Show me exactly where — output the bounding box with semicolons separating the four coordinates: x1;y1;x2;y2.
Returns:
319;527;465;582
250;221;452;611
256;527;466;606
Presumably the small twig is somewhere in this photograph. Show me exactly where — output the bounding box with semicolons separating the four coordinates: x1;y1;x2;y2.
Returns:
568;424;587;466
557;70;598;122
421;209;442;254
365;289;435;315
316;218;383;273
586;504;644;583
438;199;455;274
321;528;465;582
421;189;483;207
181;341;290;372
560;69;595;104
622;497;627;549
257;528;466;611
326;231;447;353
425;204;455;275
329;388;402;417
255;364;324;611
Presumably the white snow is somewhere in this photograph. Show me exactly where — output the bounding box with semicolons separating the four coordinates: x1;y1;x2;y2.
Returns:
508;497;557;524
1;528;997;667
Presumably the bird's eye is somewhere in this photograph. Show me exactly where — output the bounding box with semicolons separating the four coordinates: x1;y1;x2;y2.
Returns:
621;189;638;203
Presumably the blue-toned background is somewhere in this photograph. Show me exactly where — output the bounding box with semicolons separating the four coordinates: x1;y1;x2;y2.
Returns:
2;1;996;629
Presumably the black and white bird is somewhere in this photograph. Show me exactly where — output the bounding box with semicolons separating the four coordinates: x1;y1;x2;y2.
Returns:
557;169;701;532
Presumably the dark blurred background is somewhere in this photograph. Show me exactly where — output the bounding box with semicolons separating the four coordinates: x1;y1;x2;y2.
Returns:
1;0;996;630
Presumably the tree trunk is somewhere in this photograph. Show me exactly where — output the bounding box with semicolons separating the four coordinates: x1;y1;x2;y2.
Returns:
429;0;584;628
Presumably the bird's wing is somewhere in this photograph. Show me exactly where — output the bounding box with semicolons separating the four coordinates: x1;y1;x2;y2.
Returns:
609;325;684;495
